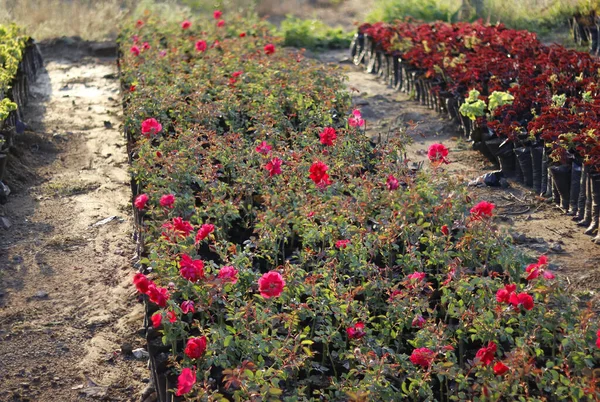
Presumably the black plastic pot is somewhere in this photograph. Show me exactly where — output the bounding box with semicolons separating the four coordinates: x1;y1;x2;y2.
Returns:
568;160;583;216
585;173;600;236
550;164;572;212
577;165;591;225
470;124;483;143
393;57;402;90
350;32;365;66
540;146;549;197
515;147;534;187
498;145;517;178
530;146;543;195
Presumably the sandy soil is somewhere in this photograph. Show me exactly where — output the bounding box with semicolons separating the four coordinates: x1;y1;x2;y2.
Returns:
0;40;148;401
318;49;600;300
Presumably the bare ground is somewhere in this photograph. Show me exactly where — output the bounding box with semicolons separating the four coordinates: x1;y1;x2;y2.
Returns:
0;40;147;401
318;49;600;299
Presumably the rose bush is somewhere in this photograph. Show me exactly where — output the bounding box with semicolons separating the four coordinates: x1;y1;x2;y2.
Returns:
122;12;600;401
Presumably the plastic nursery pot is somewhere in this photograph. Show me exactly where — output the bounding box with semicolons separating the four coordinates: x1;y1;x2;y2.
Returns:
364;36;377;73
530;146;544;195
497;144;517;178
568;159;583;216
469;123;484;144
549;164;572;213
386;54;395;87
350;32;365;66
484;137;504;161
540;146;549;197
589;26;599;54
445;95;459;123
514;147;534;188
577;164;592;225
401;65;414;93
393;57;402;90
584;173;600;237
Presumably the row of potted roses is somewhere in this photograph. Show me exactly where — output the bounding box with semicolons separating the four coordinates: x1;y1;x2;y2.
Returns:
120;11;600;400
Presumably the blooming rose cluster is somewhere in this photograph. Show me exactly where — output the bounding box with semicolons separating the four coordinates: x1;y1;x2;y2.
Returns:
496;284;534;310
309;161;331;188
475;341;510;375
427;143;449;164
133;273;169;308
525;255;555;280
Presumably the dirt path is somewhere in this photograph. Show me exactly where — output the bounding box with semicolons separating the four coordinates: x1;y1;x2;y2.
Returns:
319;49;600;297
0;40;147;401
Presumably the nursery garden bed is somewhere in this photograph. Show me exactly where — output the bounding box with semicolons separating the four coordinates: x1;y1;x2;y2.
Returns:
352;20;600;246
0;23;43;191
121;12;600;401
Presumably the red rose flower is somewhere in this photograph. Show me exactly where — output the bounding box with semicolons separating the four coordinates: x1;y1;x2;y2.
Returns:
162;217;194;241
130;45;140;56
181;20;191;29
526;255;555;280
470;201;495;219
441;225;449;236
265;157;283;177
146;283;169;307
410;347;435;368
181;300;195;314
496;283;517;304
184;336;207;359
141;118;162;137
596;329;600;349
258;271;285;299
167;311;177;323
346;322;366;340
134;193;149;210
195;40;207;52
239;32;246;37
309;161;331;188
475;341;497;366
264;43;275;55
218;266;239;284
195;223;215;244
509;292;534;310
405;272;426;290
159;193;175;208
136;19;144;28
133;272;151;294
255;141;272;155
151;312;162;328
217;20;225;27
427;143;449;164
213;10;222;19
408;272;426;282
175;367;196;396
179;255;205;282
335;239;350;249
142;42;150;50
386;174;399;190
129;84;136;92
412;315;426;328
388;289;403;301
319;127;337;146
493;361;510;375
348;109;365;127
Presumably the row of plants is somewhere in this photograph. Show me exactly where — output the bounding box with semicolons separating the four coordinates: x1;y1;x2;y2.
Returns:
0;23;43;193
278;15;353;52
122;11;600;401
352;20;600;245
